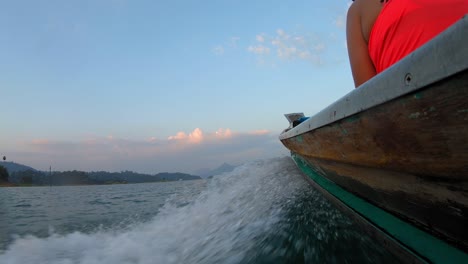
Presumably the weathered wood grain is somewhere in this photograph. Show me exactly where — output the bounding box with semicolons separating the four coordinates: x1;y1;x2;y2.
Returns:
281;70;468;251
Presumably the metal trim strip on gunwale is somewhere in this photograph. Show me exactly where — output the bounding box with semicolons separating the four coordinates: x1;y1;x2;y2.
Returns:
279;15;468;140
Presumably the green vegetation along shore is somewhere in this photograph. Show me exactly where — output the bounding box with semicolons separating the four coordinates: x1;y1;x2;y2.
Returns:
0;161;202;187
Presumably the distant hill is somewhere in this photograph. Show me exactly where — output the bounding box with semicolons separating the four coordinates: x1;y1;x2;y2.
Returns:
88;171;201;184
0;161;37;174
195;163;236;178
0;161;201;186
157;172;200;181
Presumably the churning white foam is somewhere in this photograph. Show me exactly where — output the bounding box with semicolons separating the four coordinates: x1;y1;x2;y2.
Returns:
0;157;309;264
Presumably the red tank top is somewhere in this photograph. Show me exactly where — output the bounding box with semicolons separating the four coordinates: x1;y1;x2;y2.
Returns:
368;0;468;73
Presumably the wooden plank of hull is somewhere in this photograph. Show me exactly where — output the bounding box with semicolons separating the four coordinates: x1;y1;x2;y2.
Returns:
292;155;427;264
281;69;468;251
292;154;468;263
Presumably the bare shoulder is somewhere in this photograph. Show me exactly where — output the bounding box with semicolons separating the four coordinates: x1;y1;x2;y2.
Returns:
346;0;380;87
350;0;382;12
348;0;382;42
346;0;360;21
346;0;361;37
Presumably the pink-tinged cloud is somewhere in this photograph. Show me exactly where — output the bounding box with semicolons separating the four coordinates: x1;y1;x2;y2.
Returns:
248;129;270;135
83;138;99;145
31;139;50;145
15;127;286;173
215;128;232;139
168;132;187;140
189;128;203;143
168;128;236;143
147;137;158;143
168;128;204;144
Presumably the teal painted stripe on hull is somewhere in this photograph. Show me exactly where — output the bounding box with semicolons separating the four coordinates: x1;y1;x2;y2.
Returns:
292;154;468;264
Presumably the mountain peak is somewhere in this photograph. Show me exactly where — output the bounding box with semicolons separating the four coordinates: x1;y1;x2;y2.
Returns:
194;162;236;178
0;161;38;174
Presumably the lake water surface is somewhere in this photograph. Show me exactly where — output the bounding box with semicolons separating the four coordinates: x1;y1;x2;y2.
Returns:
0;157;398;263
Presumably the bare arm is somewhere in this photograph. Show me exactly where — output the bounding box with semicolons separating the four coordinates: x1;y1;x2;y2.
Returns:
346;1;377;88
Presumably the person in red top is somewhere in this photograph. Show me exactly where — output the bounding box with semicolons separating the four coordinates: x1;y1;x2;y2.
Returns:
346;0;468;88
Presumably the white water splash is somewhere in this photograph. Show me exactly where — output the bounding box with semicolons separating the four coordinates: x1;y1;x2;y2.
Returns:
0;157;309;264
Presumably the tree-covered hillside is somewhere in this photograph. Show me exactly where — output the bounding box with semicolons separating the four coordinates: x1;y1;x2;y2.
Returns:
0;161;202;186
0;165;9;183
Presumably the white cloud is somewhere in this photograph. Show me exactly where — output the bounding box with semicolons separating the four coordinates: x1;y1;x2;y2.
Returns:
230;36;240;47
276;29;286;37
313;43;325;52
213;37;240;54
298;50;311;59
294;36;306;45
334;15;345;29
249;29;327;65
212;45;224;55
277;46;297;59
256;35;265;43
247;45;270;55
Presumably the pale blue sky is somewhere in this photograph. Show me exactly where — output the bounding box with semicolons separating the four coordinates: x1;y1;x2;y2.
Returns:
0;0;353;173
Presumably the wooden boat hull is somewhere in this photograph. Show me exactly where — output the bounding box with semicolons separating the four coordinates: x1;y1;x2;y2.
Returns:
282;70;468;250
280;16;468;262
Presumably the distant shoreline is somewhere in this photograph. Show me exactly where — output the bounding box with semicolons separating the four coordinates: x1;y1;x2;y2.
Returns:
0;179;206;188
0;181;140;188
0;182;16;187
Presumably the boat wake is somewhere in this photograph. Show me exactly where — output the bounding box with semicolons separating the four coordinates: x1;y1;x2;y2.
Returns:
0;157;394;264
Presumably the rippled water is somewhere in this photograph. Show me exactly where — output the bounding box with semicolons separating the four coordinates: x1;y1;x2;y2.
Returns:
0;157;398;263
